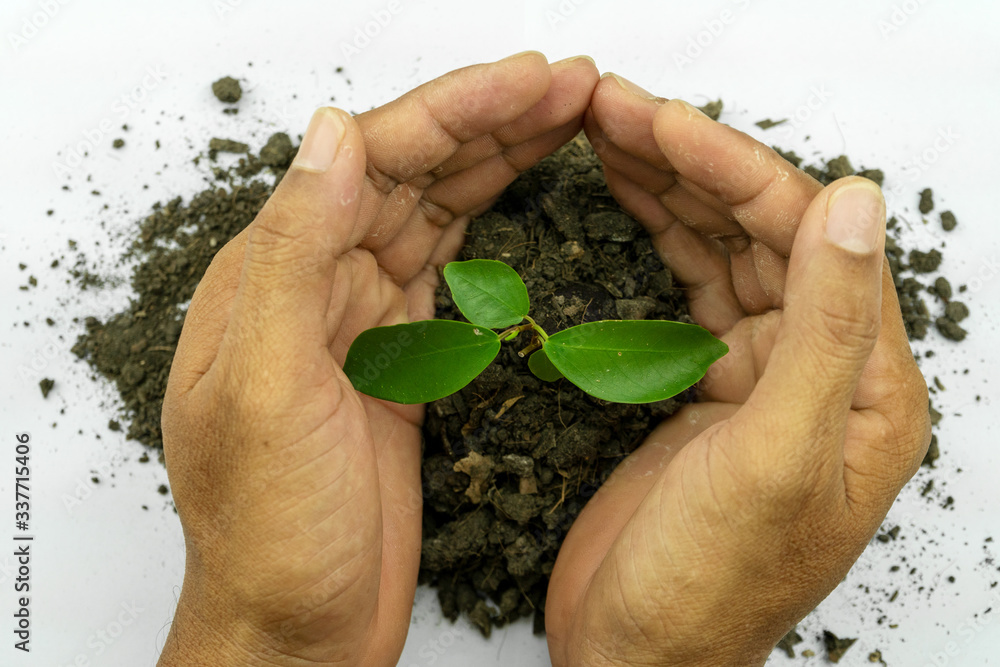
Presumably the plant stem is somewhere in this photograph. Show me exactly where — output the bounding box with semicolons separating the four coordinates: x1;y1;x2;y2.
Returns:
524;315;549;342
498;323;528;340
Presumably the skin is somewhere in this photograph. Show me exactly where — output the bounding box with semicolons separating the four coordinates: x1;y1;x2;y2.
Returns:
156;56;929;666
544;74;930;665
156;52;600;666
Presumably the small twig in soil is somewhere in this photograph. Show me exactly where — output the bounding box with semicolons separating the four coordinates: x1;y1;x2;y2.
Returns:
557;391;566;429
578;297;594;325
548;474;568;515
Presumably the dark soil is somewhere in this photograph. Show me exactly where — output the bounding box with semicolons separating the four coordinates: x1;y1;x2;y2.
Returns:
71;141;296;449
211;76;242;103
822;630;857;663
39;378;55;398
418;136;691;636
66;90;975;659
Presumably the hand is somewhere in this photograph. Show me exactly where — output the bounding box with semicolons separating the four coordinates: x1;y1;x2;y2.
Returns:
545;74;930;666
157;53;599;666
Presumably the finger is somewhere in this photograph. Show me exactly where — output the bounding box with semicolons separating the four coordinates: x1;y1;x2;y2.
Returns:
167;230;249;393
370;115;588;284
401;216;470;323
362;400;425;655
546;403;739;634
587;72;670;167
360;55;600;285
583;76;745;332
747;177;886;469
357;52;551;187
429;56;599;180
652;99;822;258
841;261;930;504
600;161;744;335
222;107;366;382
698;310;781;404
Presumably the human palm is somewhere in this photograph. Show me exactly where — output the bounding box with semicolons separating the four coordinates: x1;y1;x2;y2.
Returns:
545;76;930;665
158;53;599;666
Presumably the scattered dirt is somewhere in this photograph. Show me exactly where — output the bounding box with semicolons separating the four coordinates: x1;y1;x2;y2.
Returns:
940;210;957;231
755;118;787;129
211;76;242;103
823;630;858;663
64;87;977;661
39;378;54;398
919;187;934;214
70;140;296;449
207;137;249;156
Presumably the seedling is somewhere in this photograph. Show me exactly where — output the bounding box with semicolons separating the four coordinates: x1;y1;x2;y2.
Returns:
344;259;728;404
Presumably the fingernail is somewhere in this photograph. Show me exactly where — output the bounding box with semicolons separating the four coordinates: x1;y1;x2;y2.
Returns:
503;50;546;61
826;180;885;254
553;54;596;67
675;99;710;120
293;108;345;172
605;72;661;101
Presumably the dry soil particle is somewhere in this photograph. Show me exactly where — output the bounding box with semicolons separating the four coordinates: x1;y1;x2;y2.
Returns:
919;187;934;214
909;249;943;273
71;135;296;448
211;76;242;103
208;138;249;155
941;210;957;231
755;118;787;129
823;630;858;663
39;378;55;398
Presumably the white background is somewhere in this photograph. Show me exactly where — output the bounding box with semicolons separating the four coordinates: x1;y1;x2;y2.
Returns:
1;0;999;665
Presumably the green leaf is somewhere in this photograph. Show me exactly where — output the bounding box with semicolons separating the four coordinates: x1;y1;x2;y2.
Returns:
528;348;564;382
545;320;728;403
344;320;500;404
443;259;529;329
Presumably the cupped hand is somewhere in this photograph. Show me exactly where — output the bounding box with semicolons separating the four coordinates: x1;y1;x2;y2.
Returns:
545;74;931;666
157;53;599;667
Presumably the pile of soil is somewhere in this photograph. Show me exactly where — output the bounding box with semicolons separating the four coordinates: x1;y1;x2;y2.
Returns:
65;88;974;662
70;135;297;450
419;135;690;635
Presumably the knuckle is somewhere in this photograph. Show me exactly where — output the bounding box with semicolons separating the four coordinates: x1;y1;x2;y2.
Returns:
246;201;324;272
801;302;880;359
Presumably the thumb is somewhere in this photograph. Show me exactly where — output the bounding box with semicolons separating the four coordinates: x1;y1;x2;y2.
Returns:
224;107;367;369
750;177;886;441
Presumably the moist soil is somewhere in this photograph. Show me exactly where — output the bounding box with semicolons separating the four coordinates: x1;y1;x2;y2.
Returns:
67;92;974;656
418;136;690;635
